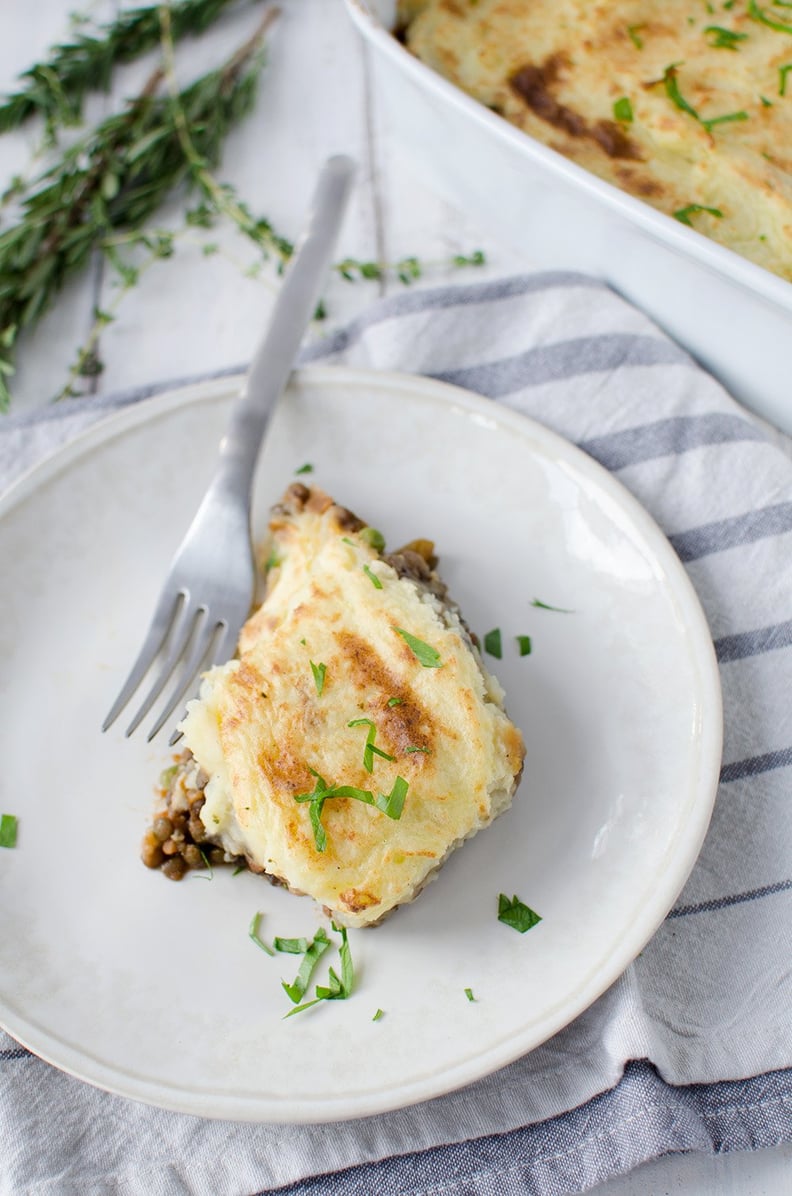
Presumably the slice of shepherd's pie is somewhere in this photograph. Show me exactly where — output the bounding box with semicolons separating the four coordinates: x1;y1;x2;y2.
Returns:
143;483;525;928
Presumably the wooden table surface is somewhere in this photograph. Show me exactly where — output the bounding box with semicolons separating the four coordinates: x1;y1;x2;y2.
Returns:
1;2;790;1191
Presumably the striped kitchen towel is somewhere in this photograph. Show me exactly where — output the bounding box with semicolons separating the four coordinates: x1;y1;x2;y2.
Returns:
2;272;792;1196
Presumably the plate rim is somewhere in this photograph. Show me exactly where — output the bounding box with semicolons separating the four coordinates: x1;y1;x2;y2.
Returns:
0;366;723;1121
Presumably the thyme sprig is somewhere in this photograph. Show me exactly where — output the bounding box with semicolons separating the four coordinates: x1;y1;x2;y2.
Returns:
0;8;277;411
0;0;239;140
0;4;488;409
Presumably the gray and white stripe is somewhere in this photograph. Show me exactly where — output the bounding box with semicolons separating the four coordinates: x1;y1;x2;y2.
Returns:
3;271;792;1196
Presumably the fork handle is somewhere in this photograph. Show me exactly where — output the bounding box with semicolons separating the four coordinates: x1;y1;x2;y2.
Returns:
212;155;356;497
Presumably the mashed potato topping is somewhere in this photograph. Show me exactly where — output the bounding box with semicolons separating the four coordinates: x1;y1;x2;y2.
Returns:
399;0;792;280
178;484;525;927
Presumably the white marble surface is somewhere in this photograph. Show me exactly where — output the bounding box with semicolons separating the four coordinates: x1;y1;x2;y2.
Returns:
1;1;791;1191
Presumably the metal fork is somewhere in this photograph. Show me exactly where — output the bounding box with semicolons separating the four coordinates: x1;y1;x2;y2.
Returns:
102;155;355;742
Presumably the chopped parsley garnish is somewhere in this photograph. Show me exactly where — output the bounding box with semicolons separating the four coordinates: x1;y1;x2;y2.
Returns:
274;936;310;954
516;635;533;657
294;767;409;851
284;925;355;1017
748;0;792;32
265;546;282;571
531;597;573;612
613;96;633;122
662;64;699;119
661;64;750;133
780;63;792;94
674;203;724;225
317;925;354;999
363;564;383;589
452;249;486;267
310;660;327;697
387;696;403;707
282;927;331;1004
372;1008;385;1021
761;94;774;105
702;109;749;131
294;463;314;475
341;536;356;546
395;627;443;668
348;717;395;773
405;745;431;754
248;912;275;956
465;987;476;1002
627;23;645;48
196;848;214;879
0;814;18;848
375;775;409;820
704;24;748;48
483;628;502;659
359;526;385;552
498;894;543;934
232;863;247;876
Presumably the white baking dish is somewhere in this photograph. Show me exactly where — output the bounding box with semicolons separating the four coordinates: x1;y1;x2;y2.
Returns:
345;0;792;435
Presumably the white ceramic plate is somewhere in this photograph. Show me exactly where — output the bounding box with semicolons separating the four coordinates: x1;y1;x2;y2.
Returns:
0;368;721;1122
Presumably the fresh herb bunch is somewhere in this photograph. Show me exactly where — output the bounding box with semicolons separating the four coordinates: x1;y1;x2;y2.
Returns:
0;3;487;409
0;0;239;139
0;9;276;411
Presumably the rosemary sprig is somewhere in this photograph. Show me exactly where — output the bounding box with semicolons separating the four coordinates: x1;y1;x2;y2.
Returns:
0;0;239;140
0;9;277;411
1;5;488;408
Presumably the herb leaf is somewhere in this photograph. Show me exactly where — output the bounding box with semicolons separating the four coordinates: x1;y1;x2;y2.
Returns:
0;814;18;848
704;25;748;48
363;564;383;590
387;696;403;707
702;110;749;132
282;928;331;1004
339;925;354;995
483;628;502;659
748;0;792;33
294;463;313;475
531;598;573;613
780;63;792;95
465;987;476;1002
674;203;724;225
627;23;645;48
309;797;328;853
498;893;543;934
662;64;699;119
372;1008;385;1021
613;96;633;122
395;628;443;668
295;765;406;850
348;717;395;772
516;635;532;657
310;660;327;697
274;937;310;955
452;249;486;267
283;925;355;1016
375;776;409;820
248;911;275;957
